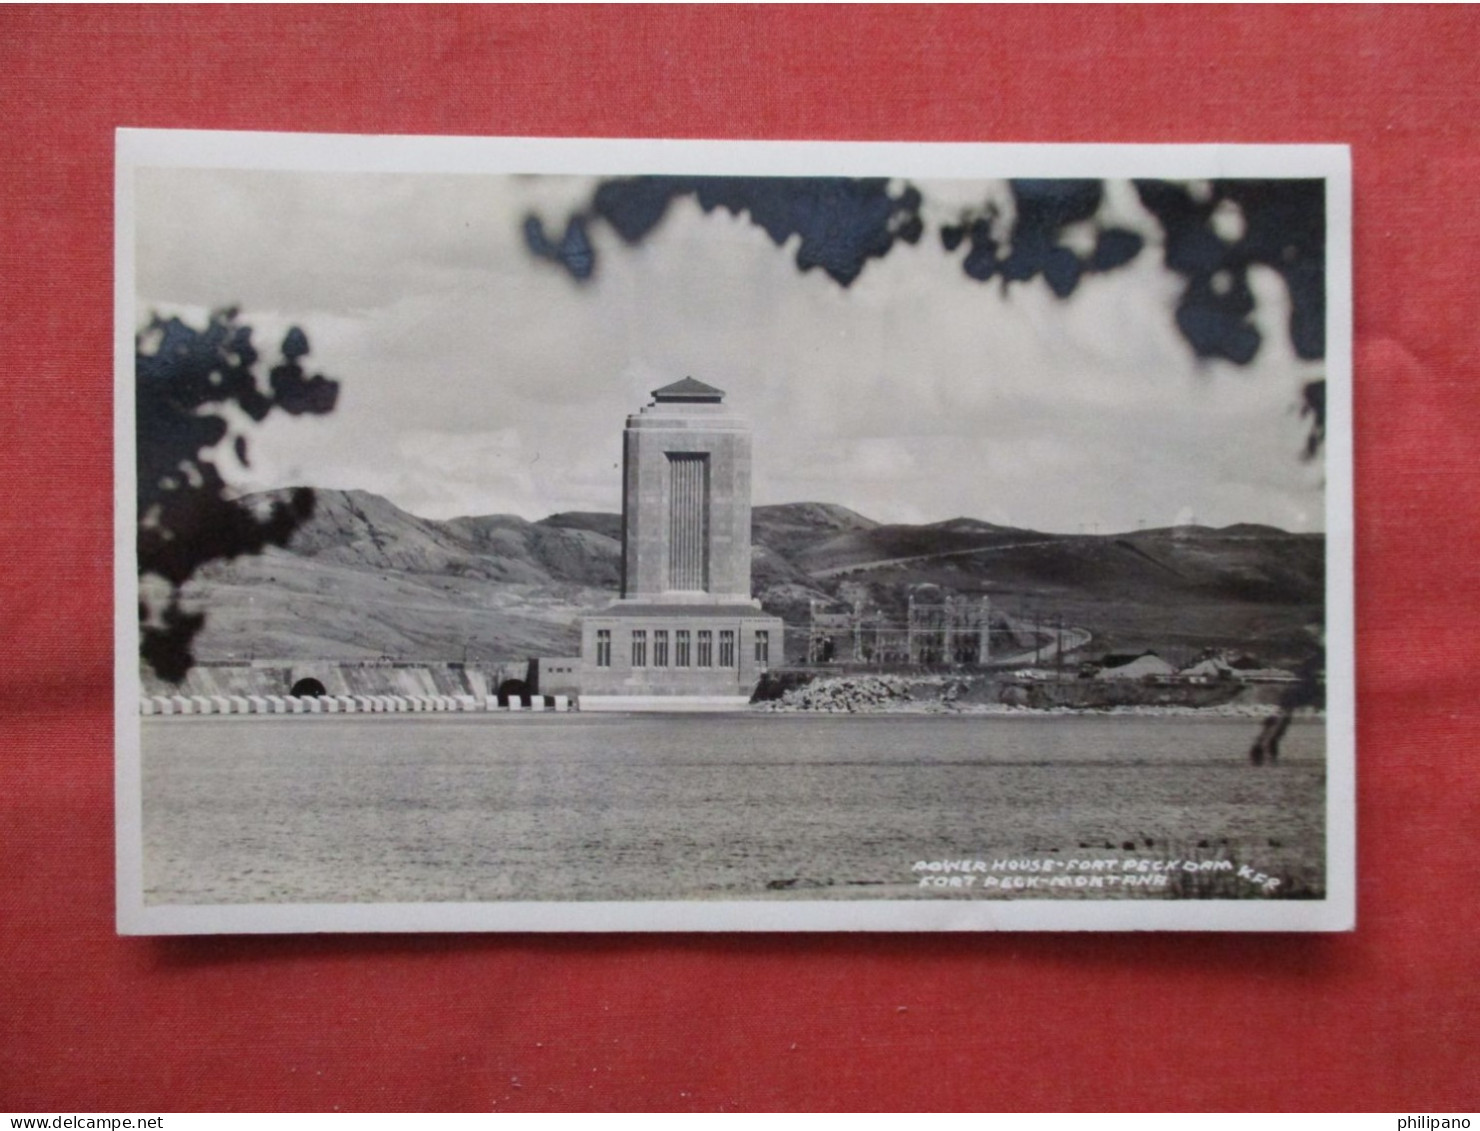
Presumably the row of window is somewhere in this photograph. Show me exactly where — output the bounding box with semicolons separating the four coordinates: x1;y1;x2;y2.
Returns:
594;628;769;669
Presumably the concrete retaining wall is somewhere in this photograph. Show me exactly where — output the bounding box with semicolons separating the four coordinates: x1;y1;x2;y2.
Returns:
139;660;534;703
141;692;574;716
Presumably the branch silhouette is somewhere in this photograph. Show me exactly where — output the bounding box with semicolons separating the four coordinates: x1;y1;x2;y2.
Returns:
136;308;339;682
527;176;1325;455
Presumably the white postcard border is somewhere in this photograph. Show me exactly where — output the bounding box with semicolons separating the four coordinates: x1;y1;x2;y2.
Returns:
115;131;1354;934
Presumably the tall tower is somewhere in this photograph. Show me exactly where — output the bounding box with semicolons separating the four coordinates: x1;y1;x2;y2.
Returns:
620;376;756;604
578;378;783;709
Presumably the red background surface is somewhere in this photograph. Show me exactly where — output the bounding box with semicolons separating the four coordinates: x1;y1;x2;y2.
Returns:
2;5;1477;1113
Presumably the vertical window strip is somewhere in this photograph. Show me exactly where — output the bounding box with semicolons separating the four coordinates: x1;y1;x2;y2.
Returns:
666;453;709;591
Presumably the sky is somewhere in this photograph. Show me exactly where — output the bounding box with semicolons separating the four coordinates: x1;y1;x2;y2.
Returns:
132;166;1326;533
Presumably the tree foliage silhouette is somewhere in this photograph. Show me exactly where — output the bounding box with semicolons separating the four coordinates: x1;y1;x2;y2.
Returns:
136;308;339;682
527;176;1326;455
526;176;925;288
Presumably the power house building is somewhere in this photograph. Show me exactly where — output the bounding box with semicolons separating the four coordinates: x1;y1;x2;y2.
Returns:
578;377;783;710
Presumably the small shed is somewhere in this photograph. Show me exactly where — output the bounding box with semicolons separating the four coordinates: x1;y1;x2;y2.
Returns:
530;656;583;697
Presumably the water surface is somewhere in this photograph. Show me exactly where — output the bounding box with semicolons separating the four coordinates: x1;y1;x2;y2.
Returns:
141;713;1325;903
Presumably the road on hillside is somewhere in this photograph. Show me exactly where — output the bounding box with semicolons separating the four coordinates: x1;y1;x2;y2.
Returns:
992;623;1093;668
808;538;1064;580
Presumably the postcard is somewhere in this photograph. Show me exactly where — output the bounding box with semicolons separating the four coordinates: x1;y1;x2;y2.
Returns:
115;131;1353;932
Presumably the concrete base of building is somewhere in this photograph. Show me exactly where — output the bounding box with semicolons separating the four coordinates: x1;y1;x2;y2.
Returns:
579;695;754;713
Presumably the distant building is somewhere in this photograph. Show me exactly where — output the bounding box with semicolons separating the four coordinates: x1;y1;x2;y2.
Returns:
1179;651;1298;684
1231;666;1300;684
577;378;784;710
1180;657;1235;683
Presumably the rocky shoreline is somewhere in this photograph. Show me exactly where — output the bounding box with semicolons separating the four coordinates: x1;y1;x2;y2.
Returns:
754;673;1320;718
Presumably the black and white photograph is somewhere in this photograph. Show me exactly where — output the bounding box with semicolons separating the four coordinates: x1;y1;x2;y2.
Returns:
115;133;1353;932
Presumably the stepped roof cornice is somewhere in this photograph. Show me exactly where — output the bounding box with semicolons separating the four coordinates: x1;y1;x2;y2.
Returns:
651;376;725;403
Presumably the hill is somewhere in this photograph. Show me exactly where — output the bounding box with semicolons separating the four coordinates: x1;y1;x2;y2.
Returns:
751;502;879;561
177;488;1324;668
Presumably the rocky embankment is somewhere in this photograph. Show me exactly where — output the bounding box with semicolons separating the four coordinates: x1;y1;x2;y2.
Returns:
757;674;938;713
755;674;1310;717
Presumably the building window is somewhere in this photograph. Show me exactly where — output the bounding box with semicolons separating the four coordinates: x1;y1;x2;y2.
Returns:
653;629;669;667
631;630;647;668
596;630;611;667
719;629;735;668
754;630;769;665
675;629;690;667
697;630;712;667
